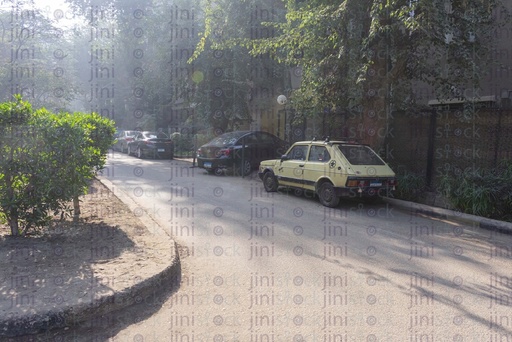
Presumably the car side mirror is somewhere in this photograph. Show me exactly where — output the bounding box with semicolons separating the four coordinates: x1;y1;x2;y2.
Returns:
280;155;289;162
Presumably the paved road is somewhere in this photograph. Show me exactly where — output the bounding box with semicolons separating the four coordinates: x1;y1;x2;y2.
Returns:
91;151;511;341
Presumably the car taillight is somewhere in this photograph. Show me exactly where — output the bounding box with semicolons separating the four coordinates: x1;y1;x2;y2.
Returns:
126;137;134;142
220;148;231;157
346;180;359;187
346;179;370;187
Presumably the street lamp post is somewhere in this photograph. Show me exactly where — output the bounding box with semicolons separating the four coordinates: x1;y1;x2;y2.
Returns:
277;95;287;141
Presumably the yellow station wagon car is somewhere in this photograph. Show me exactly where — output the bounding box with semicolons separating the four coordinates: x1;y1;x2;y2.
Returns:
258;138;397;207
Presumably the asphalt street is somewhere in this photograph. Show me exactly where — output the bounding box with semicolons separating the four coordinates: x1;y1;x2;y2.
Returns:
94;151;512;341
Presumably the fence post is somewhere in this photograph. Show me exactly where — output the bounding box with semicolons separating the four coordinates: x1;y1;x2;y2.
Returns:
426;109;437;189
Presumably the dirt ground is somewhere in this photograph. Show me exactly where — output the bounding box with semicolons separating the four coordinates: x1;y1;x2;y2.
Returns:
0;178;177;338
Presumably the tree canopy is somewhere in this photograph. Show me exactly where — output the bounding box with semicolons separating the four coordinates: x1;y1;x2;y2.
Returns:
192;0;509;145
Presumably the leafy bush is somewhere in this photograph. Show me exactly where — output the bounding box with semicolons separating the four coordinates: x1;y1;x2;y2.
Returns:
439;162;512;222
394;171;426;202
170;132;194;156
0;97;116;236
0;96;45;235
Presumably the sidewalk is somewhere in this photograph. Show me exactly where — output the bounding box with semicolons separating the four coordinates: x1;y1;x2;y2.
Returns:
384;197;512;235
0;177;181;337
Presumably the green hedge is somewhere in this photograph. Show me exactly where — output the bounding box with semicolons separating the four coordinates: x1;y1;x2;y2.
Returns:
0;96;116;236
439;161;512;222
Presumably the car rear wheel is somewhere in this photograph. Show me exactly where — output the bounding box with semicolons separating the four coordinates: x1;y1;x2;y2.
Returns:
263;172;278;192
317;182;340;208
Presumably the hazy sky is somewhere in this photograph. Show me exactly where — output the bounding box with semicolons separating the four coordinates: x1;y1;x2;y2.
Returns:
34;0;81;27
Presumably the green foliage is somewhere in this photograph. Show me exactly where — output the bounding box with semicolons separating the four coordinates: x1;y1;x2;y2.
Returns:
394;171;426;202
188;0;288;133
0;97;116;236
170;132;194;156
0;98;59;234
0;9;80;111
192;0;509;146
439;161;512;222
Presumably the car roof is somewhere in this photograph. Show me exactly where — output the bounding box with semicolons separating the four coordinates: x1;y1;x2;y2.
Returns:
218;130;266;136
294;139;363;145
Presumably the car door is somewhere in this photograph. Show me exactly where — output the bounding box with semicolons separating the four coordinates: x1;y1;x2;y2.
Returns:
234;133;258;165
302;145;332;191
128;132;139;152
274;144;309;188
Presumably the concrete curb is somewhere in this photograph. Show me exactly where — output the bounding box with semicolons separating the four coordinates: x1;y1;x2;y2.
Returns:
384;197;512;235
0;177;181;337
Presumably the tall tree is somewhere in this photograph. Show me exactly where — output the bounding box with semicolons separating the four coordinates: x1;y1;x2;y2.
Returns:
0;3;80;110
190;0;289;134
193;0;509;147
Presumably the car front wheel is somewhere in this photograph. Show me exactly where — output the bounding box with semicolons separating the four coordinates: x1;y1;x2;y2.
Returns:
317;182;340;208
137;147;143;159
263;172;278;192
237;159;252;176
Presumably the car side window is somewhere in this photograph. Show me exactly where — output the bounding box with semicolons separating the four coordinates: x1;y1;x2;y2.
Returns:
238;134;257;145
308;146;330;162
257;132;275;144
288;145;308;161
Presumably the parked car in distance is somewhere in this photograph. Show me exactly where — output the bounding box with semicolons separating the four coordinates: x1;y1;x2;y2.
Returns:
197;131;288;176
127;131;174;159
258;137;397;207
113;130;139;153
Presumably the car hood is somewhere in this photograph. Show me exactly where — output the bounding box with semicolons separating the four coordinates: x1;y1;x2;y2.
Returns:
260;159;280;166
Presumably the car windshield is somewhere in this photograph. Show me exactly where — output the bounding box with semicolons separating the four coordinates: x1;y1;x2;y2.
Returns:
336;145;385;165
208;132;247;146
143;132;169;139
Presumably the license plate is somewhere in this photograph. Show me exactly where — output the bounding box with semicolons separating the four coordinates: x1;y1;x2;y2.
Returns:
370;182;382;187
158;148;165;152
204;162;212;168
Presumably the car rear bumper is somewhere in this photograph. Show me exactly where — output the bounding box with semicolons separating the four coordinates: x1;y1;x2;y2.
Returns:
143;147;173;158
198;158;234;170
335;186;395;198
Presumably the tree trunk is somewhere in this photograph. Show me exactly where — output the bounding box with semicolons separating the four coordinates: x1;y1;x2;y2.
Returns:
8;210;19;236
362;54;389;150
73;196;80;222
5;170;20;236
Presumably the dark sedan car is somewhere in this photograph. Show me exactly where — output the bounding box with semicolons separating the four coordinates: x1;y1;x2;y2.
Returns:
196;131;288;176
127;131;174;159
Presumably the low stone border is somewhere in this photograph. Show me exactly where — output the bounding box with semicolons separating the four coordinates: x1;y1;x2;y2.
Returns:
0;177;181;337
384;197;512;235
